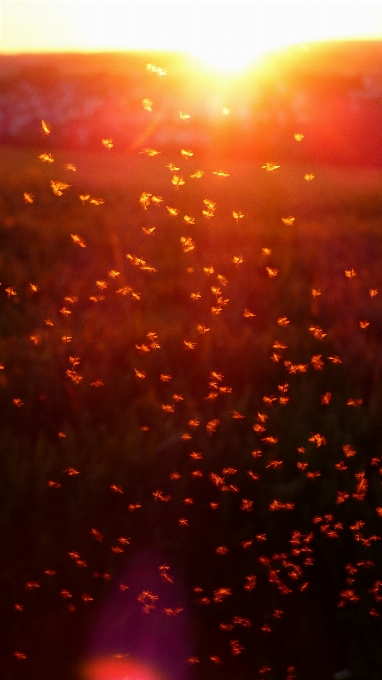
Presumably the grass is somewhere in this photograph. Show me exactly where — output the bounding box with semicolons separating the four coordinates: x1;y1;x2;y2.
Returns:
1;143;382;680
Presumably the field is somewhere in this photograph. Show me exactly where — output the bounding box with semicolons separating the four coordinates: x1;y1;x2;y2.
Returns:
1;129;382;680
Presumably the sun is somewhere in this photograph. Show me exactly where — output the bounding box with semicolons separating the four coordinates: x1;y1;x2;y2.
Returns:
2;0;382;70
184;3;382;74
188;42;261;74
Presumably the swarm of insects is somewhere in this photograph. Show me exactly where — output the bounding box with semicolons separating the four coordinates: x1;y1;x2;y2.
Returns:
5;57;382;680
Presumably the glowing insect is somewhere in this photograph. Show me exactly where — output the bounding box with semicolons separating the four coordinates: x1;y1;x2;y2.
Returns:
216;546;229;555
172;175;185;190
141;226;156;236
142;98;153;111
266;460;283;469
309;433;327;447
294;133;304;141
166;206;179;217
146;63;166;76
232;255;243;265
71;234;86;248
327;355;342;364
91;528;103;542
38;152;54;163
308;325;326;340
128;503;141;511
202;209;214;219
5;286;16;298
232;210;244;224
347;398;362;407
230;639;245;655
311;355;324;370
139;148;161;157
241;499;254;512
203;198;216;212
231;411;245;419
269;500;294;511
180;236;195;253
63;467;80;476
304;173;314;181
41;119;51;135
184;340;196;350
262;162;280;171
102;138;113;149
206;419;219;434
51;181;71;196
244;575;257;590
150;195;161;208
118;537;130;545
60;589;72;599
213;587;232;603
180;149;193;159
162;404;175;413
281;216;295;226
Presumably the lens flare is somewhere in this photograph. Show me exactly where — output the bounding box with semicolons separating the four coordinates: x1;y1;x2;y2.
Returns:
81;658;162;680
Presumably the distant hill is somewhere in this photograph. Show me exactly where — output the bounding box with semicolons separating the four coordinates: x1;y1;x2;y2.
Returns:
1;41;382;165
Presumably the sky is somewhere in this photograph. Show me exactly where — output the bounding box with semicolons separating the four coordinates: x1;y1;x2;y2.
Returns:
1;1;382;71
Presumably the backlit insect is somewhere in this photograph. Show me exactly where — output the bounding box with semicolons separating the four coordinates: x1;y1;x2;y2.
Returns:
41;119;51;135
262;162;280;171
142;98;153;111
51;180;71;196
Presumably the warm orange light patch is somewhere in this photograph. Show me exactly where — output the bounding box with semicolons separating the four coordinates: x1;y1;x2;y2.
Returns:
81;657;163;680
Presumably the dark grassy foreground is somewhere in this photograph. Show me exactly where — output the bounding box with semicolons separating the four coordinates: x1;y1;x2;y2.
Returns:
1;144;382;680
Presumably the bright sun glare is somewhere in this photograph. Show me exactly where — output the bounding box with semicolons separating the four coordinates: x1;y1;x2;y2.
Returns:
2;1;382;72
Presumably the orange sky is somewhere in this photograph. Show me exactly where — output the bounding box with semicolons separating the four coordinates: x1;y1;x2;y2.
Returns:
1;1;382;71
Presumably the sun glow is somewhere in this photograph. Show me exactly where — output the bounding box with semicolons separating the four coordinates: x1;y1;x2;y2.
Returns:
2;1;382;73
